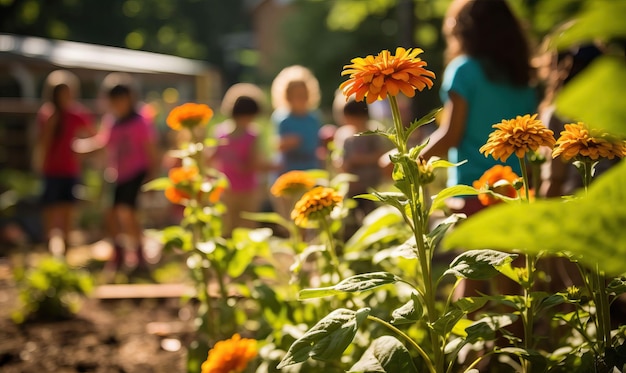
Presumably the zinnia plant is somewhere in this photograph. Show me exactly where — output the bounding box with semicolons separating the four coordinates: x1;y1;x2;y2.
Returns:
270;170;316;197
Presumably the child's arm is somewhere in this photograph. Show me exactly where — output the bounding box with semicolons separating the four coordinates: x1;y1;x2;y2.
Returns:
279;134;300;152
72;126;108;154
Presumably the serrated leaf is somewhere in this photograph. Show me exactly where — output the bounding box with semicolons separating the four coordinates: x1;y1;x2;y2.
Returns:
391;292;423;325
276;308;371;368
444;161;626;276
444;250;518;280
348;336;418;373
429;185;479;214
465;314;517;343
142;177;171;191
405;107;441;141
431;308;464;336
298;272;399;300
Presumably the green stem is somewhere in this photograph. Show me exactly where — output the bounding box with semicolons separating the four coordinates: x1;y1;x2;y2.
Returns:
367;315;436;373
518;157;531;202
320;217;343;281
389;96;407;154
518;156;534;373
578;159;611;352
595;265;612;351
463;350;496;373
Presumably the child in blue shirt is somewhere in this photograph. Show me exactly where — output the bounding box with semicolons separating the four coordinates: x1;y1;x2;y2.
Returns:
276;80;320;172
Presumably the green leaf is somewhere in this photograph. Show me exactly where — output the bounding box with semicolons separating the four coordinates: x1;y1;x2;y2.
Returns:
454;297;489;314
373;237;417;264
430;159;467;170
405;107;441;141
444;250;518;280
608;277;626;296
276;307;371;368
431;308;464;336
444;169;626;275
552;1;626;50
348;336;418;373
142;177;171;191
241;212;292;230
497;347;548;373
429;185;479;214
391;292;423;325
299;272;399;300
556;56;626;138
465;314;518;343
534;292;567;313
426;214;464;250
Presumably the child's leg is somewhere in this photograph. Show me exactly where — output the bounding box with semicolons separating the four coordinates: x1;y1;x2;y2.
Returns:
112;171;147;267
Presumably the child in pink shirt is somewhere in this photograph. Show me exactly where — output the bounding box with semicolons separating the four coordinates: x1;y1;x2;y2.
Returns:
213;94;273;236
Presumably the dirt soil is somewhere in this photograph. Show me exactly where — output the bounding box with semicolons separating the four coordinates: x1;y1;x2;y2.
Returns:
0;258;196;373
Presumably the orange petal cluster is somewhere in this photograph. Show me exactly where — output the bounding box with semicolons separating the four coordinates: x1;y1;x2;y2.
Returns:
201;334;257;373
291;186;342;227
473;165;521;206
480;114;556;162
165;166;198;204
552;122;626;161
340;47;435;104
270;170;316;197
166;103;214;130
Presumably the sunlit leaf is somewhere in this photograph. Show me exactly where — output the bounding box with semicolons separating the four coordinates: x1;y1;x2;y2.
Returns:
444;250;518;280
551;1;626;50
426;213;464;250
373;236;417;264
556;56;626;138
142;177;171;191
431;309;464;336
277;308;371;368
429;185;479;214
348;336;418;373
454;297;489;314
445;161;626;275
391;292;423;325
299;272;399;300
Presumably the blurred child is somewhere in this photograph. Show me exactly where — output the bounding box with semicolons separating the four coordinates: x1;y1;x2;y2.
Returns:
338;99;388;218
213;85;274;236
75;83;157;273
271;66;322;173
421;0;537;216
36;70;94;255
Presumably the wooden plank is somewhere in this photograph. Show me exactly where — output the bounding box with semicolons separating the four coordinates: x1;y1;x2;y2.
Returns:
93;283;196;299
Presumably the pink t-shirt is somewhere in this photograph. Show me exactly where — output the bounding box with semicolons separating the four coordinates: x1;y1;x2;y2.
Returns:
103;113;155;183
37;103;92;177
214;128;258;192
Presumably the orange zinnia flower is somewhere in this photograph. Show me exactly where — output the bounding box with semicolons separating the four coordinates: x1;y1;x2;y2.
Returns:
201;334;257;373
473;165;521;206
208;185;225;204
480;114;556;162
270;170;316;197
291;186;342;227
552;122;626;161
340;47;435;104
164;166;198;204
166;103;214;130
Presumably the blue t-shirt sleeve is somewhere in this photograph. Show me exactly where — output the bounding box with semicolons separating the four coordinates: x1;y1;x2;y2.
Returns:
440;56;479;103
279;117;300;137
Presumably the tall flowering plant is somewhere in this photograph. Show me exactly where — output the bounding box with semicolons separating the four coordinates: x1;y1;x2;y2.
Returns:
276;48;523;373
